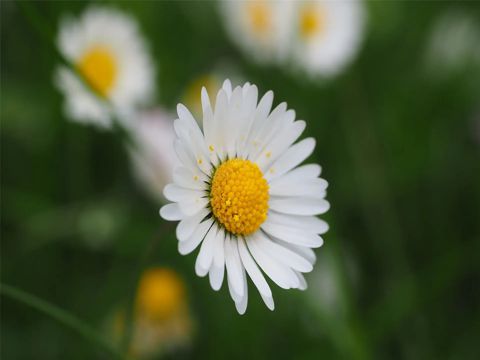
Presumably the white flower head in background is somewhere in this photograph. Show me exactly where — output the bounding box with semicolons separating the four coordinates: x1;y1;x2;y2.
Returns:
290;0;366;77
219;0;293;64
55;6;155;128
160;80;329;314
129;108;177;203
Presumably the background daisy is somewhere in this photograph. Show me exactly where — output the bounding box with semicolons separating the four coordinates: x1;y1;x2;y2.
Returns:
128;108;177;203
218;0;293;64
3;1;479;359
161;80;329;314
55;5;155;128
290;0;366;77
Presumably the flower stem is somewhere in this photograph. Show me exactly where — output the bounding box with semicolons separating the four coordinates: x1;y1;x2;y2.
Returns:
0;283;130;360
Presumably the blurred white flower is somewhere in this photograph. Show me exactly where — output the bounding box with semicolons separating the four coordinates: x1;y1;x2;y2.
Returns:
425;11;480;77
129;108;177;203
55;6;155;128
219;0;293;64
290;0;366;77
160;79;329;314
109;268;193;359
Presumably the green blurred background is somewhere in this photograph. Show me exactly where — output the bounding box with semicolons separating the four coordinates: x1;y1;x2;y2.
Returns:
1;1;480;359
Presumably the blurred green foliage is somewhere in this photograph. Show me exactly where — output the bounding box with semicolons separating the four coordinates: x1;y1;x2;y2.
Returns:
1;1;480;359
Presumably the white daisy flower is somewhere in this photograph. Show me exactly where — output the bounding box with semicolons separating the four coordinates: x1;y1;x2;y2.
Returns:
55;6;155;128
129;108;177;203
219;0;293;64
160;80;330;314
290;0;366;77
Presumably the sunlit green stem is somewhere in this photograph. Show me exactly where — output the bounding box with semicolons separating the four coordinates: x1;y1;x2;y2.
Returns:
0;283;131;360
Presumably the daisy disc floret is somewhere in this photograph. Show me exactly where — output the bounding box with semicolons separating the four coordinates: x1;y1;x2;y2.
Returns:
160;80;330;314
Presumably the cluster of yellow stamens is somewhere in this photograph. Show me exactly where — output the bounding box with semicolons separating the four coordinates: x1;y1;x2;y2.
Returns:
210;159;269;236
77;46;117;97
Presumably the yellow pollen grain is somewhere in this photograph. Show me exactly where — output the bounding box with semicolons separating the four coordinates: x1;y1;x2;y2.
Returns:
197;158;203;165
209;145;215;152
246;2;271;35
210;158;269;236
265;151;272;158
193;175;199;181
77;46;117;97
300;5;326;39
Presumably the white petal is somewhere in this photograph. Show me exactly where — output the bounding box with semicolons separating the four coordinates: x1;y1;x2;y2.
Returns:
246;233;299;289
159;203;183;221
238;238;275;310
255;120;306;170
163;184;204;202
295;272;308;291
195;224;218;277
268;211;329;235
209;228;226;291
173;166;207;190
269;177;328;198
273;239;317;265
269;197;330;216
256;232;313;272
176;209;209;241
234;267;248;315
178;218;213;255
225;236;244;299
261;221;324;248
178;196;209;217
222;79;232;98
265;138;316;181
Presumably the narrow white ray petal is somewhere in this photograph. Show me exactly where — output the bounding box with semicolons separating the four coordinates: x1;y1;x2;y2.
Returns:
241;91;274;158
222;79;232;98
255;120;306;169
269;178;328;198
238;238;275;310
234;267;248;315
225;236;244;299
262;221;324;248
273;239;317;265
178;196;209;216
209;228;226;291
247;233;299;289
159;203;183;221
256;231;313;272
295;271;308;290
173;166;207;190
178;218;213;255
269;163;322;185
269;197;330;216
176;209;209;241
163;184;204;202
174;139;197;170
195;223;218;277
268;211;329;235
212;89;229;158
251;109;297;161
201;86;215;161
265;138;316;181
225;86;243;158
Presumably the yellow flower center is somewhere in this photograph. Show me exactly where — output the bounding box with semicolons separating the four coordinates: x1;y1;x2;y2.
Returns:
135;268;186;321
210;159;269;236
300;5;326;39
246;2;271;35
77;46;117;97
